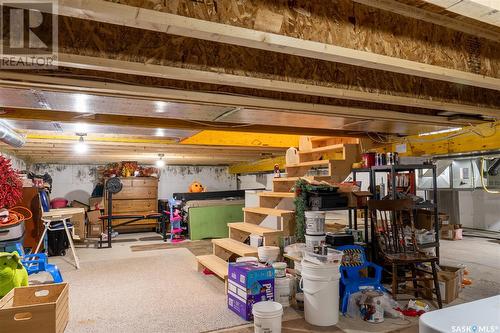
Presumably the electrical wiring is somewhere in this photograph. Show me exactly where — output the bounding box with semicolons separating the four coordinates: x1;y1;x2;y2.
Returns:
480;158;500;194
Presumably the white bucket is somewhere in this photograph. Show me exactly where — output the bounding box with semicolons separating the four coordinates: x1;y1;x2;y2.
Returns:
252;301;283;333
275;275;292;307
236;256;259;263
305;211;326;235
300;260;341;326
258;246;280;263
272;262;287;278
250;234;263;247
305;234;326;252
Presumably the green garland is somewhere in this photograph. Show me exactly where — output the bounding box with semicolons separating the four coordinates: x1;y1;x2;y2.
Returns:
293;179;308;242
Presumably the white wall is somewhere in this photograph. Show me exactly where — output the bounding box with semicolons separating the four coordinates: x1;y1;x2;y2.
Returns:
30;164;100;204
30;164;237;203
158;166;236;199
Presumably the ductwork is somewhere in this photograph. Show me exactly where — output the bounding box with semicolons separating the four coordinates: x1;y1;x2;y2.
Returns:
0;120;26;147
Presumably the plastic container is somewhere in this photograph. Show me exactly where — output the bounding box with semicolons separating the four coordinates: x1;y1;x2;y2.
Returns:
272;262;287;278
257;246;280;263
285;147;299;166
300;260;341;326
236;256;259;263
305;234;326;252
294;260;302;273
275;275;292;307
250;234;263;247
304;249;343;265
50;198;68;209
305;211;326;235
252;301;283;333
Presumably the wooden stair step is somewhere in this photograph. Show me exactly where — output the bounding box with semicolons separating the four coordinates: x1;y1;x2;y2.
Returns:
229;222;283;236
299;144;344;155
212;238;258;257
243;207;295;216
258;191;295;198
286;160;332;168
196;254;228;279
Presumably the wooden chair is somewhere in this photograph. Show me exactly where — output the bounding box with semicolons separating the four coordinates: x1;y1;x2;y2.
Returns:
369;199;442;309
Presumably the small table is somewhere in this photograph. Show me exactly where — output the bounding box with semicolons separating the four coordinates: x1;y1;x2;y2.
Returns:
419;295;500;333
36;214;80;269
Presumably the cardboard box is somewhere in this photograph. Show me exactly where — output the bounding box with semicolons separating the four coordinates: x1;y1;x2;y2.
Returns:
88;196;103;210
416;210;449;230
440;224;454;240
421;265;462;303
0;283;69;333
440;225;462;240
227;262;274;320
87;210;102;238
71;200;90;212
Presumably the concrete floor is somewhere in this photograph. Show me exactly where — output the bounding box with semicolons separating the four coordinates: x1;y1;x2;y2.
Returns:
45;234;499;333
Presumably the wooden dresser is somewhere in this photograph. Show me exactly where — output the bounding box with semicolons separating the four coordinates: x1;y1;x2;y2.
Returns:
104;177;159;230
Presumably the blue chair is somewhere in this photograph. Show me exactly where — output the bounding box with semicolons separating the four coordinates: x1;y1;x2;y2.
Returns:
337;245;385;314
15;243;63;283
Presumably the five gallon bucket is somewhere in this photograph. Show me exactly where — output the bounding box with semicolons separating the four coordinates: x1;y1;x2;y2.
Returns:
305;234;326;252
305;211;326;235
250;234;263;247
300;260;341;326
252;301;283;333
275;274;293;307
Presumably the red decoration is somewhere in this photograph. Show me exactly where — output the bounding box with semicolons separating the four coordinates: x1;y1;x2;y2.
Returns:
0;155;23;209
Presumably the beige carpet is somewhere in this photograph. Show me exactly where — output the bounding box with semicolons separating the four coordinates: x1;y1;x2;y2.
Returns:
62;248;245;333
130;239;213;256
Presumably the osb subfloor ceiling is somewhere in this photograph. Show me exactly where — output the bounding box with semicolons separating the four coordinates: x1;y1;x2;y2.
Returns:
0;0;499;164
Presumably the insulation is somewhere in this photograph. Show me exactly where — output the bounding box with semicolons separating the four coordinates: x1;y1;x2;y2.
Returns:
106;0;500;77
25;15;500;111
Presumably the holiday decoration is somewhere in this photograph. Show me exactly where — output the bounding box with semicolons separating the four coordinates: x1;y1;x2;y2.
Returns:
189;181;205;193
0;155;23;210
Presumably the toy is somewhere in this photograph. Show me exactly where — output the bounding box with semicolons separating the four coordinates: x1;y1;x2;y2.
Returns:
0;251;28;297
273;164;281;178
15;243;63;283
189;181;205;193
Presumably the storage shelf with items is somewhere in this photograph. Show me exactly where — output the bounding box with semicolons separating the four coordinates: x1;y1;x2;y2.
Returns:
370;164;440;258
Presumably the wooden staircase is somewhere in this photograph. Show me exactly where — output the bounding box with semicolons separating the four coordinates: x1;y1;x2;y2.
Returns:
195;138;360;289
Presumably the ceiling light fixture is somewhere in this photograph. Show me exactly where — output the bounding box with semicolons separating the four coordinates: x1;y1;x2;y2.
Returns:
418;127;462;137
74;133;88;154
155;153;165;168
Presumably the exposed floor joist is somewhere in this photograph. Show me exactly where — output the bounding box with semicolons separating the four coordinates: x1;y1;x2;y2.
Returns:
422;0;500;27
32;0;500;90
352;0;500;41
56;54;499;117
0;72;473;127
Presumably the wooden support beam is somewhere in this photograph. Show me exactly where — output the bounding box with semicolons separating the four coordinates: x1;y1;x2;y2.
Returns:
0;72;471;127
385;121;500;156
421;0;500;27
0;108;356;137
229;156;286;174
27;0;500;90
352;0;500;41
56;54;499;117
